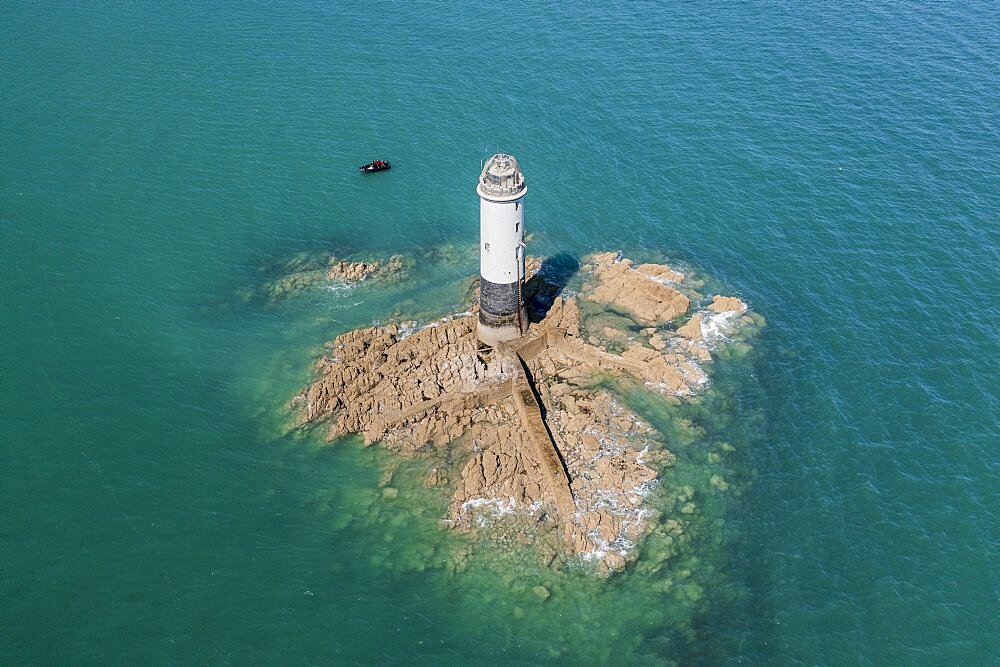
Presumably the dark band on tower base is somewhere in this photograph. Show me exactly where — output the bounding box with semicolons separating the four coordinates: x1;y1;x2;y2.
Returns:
479;276;520;316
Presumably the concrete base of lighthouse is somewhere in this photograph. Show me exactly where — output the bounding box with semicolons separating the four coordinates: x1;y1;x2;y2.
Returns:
477;306;528;346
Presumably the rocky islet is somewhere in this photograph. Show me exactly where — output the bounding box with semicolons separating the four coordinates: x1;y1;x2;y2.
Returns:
293;251;755;573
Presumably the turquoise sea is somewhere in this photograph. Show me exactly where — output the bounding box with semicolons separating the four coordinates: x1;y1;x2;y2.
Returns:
2;3;997;663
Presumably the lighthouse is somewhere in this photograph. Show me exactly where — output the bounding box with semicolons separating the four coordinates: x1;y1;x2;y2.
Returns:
477;153;528;345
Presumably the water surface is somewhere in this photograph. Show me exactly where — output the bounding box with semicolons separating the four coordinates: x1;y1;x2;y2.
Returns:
2;3;997;663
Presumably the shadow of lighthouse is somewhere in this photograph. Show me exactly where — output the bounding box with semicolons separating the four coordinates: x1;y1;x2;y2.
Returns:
525;252;581;323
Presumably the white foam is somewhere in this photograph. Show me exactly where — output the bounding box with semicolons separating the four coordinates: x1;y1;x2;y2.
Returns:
700;309;742;344
324;281;356;296
572;472;661;566
396;311;474;339
643;380;695;397
632;265;686;288
394;320;419;339
636;445;650;465
459;496;542;527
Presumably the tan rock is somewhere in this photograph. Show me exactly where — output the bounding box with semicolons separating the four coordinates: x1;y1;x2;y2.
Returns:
584;253;690;325
327;260;374;281
326;254;406;283
676;314;703;340
424;468;448;487
708;295;746;313
635;263;685;284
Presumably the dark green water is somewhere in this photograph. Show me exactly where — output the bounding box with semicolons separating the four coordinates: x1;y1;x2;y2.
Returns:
2;3;997;663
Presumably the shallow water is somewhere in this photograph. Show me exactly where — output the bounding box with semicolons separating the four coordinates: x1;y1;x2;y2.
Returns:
2;3;998;663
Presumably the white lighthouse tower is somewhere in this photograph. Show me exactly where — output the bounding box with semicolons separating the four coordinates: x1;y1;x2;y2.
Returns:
477;153;528;345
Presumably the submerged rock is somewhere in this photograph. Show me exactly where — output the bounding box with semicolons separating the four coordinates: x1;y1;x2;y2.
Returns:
258;251;408;301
